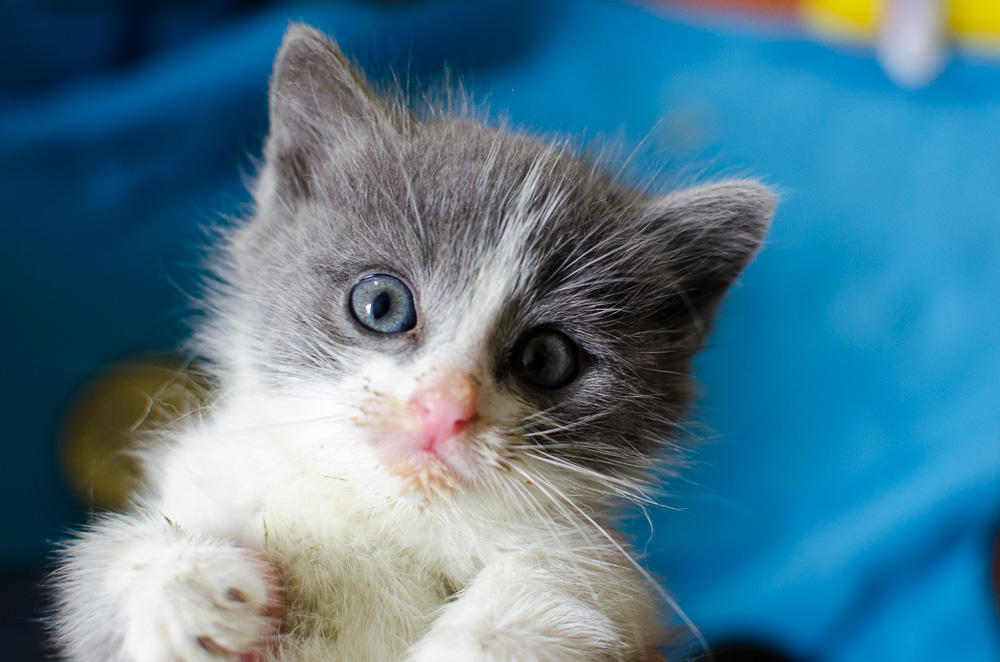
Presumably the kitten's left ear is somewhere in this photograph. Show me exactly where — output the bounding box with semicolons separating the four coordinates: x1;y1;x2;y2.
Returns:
264;24;397;199
646;180;775;335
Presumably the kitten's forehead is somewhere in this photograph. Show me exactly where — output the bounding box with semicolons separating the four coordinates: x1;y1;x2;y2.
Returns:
440;170;553;362
378;123;636;342
267;120;646;378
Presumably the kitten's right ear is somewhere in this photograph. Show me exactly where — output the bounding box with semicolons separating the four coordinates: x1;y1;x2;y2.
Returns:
265;24;393;199
645;179;775;340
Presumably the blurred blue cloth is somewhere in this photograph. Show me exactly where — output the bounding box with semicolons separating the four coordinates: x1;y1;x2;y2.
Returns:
2;1;998;660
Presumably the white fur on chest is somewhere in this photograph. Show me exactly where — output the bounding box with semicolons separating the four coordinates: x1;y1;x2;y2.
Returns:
150;407;582;661
256;480;449;662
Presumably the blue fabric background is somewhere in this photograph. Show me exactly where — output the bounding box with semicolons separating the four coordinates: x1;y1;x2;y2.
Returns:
2;1;998;660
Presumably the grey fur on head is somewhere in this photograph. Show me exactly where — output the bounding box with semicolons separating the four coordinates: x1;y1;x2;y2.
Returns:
203;23;774;476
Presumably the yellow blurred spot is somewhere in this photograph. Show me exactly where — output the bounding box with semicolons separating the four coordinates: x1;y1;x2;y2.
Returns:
803;0;1000;49
802;0;883;40
951;0;1000;50
59;356;211;511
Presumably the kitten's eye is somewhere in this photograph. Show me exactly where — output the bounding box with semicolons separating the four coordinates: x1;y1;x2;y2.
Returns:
512;329;579;389
350;274;417;334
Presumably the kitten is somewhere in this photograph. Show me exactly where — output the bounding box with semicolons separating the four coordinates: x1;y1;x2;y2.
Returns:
49;24;773;662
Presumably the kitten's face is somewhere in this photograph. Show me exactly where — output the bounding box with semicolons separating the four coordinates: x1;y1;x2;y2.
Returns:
206;26;773;502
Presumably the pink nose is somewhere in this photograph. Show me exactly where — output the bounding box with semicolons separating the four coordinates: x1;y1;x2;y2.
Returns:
410;374;478;453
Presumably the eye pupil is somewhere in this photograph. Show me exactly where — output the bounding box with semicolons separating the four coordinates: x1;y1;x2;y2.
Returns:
513;329;579;389
525;346;548;372
350;274;416;334
368;292;391;320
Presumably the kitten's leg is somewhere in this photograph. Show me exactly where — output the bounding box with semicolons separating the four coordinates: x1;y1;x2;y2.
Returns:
51;510;285;662
406;549;660;662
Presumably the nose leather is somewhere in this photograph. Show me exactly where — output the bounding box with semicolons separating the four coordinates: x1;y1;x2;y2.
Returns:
410;373;478;454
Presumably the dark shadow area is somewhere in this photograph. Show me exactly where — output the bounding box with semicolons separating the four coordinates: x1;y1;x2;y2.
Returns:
696;641;810;662
992;520;1000;625
1;565;48;662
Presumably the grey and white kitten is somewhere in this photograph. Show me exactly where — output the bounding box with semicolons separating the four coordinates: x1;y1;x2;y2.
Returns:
50;24;773;662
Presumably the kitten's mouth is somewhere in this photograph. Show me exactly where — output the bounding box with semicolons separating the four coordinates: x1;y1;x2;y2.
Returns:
383;452;460;495
377;427;489;497
370;370;488;495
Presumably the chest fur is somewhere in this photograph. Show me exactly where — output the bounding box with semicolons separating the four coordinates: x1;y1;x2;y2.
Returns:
254;483;458;661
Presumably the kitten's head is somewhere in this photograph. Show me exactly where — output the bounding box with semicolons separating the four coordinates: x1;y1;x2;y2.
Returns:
203;25;773;504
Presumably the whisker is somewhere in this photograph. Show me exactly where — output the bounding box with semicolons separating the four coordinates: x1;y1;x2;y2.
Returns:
507;463;712;662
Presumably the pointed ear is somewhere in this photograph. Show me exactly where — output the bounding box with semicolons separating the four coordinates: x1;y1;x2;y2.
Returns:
646;179;775;337
265;24;393;199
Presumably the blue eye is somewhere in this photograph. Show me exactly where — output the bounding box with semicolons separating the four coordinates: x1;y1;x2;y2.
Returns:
512;329;579;389
350;274;417;334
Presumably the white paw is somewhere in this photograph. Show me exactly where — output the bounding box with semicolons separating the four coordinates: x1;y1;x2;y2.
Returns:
406;626;492;662
407;621;579;662
406;597;625;662
117;545;284;662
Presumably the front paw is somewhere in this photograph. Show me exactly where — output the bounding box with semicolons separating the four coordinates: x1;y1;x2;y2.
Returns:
119;546;285;662
406;627;489;662
406;599;625;662
407;622;579;662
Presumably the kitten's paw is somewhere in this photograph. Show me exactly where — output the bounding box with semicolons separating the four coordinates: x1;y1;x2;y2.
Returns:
407;624;582;662
405;627;487;662
407;598;625;662
121;547;285;662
